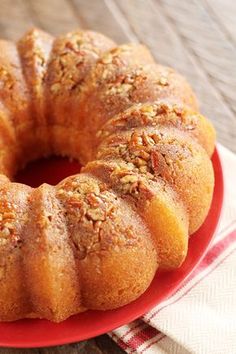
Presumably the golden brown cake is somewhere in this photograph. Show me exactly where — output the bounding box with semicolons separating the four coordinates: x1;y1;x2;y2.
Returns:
0;28;215;322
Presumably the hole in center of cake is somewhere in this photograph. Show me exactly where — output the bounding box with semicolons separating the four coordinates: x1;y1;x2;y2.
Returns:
15;156;82;188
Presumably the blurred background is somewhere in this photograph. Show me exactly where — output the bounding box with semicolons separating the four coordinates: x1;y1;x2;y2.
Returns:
0;0;235;152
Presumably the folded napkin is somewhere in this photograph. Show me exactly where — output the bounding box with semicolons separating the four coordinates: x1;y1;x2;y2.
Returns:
110;144;236;354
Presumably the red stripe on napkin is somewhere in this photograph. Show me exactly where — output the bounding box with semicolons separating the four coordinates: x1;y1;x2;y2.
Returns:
146;228;236;322
114;229;236;353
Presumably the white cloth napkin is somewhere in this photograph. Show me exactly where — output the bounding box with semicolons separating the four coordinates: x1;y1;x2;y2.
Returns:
110;144;236;354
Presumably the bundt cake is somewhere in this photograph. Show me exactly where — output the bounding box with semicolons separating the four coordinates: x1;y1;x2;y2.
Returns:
0;28;215;322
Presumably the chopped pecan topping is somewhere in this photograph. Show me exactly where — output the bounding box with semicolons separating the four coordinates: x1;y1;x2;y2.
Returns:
158;77;169;86
120;174;138;184
50;82;61;93
57;176;138;259
0;202;20;247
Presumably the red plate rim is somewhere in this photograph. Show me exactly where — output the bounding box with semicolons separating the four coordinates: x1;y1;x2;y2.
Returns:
0;148;224;348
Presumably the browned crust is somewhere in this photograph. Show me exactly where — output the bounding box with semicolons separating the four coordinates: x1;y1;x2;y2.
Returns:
0;28;215;322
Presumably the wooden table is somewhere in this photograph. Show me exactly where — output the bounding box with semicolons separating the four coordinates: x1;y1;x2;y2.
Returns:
0;0;235;353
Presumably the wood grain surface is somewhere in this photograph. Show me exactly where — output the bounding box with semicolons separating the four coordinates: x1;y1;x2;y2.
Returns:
0;0;235;353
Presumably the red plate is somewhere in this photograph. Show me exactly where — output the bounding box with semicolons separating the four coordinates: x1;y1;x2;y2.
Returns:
0;148;223;348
